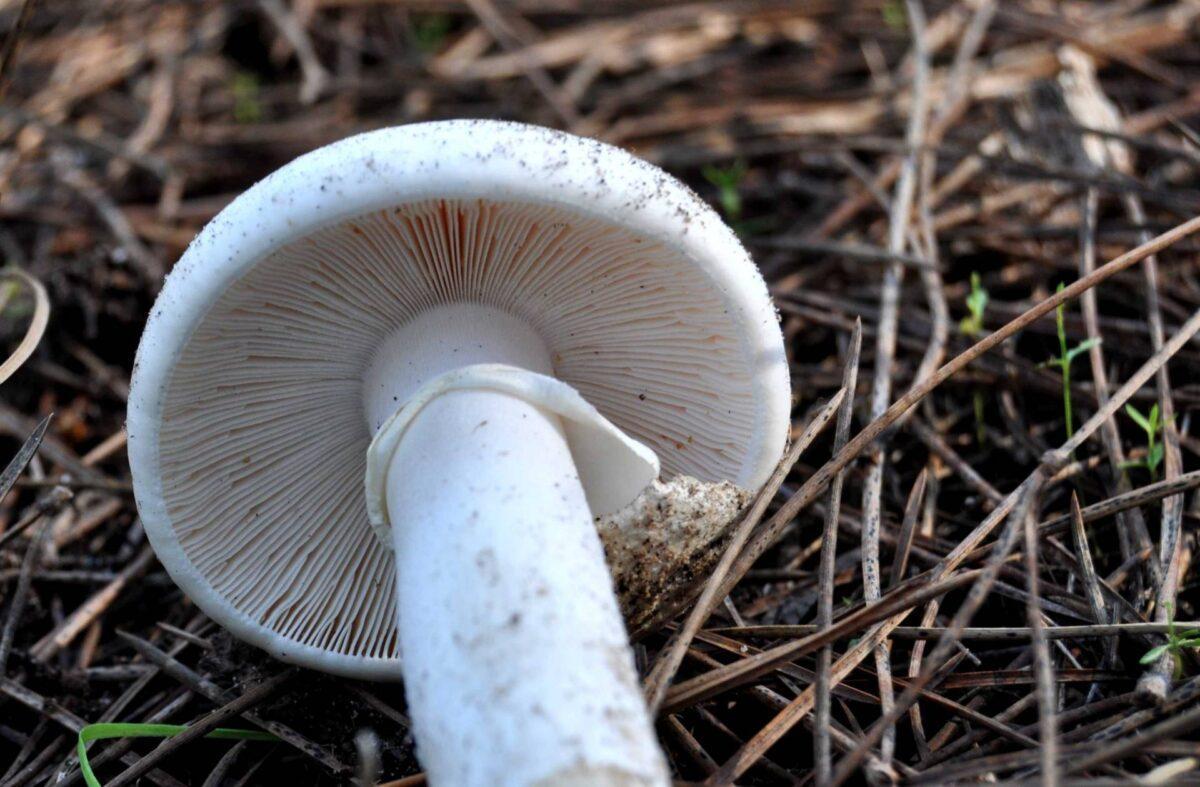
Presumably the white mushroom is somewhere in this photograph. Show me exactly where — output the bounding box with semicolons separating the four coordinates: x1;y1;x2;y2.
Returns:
127;120;790;787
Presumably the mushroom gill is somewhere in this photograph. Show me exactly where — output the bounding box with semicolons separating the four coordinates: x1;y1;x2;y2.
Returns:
157;197;768;659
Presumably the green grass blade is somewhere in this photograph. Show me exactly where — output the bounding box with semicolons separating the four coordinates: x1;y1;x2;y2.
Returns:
1125;404;1152;433
77;723;277;787
1066;338;1101;363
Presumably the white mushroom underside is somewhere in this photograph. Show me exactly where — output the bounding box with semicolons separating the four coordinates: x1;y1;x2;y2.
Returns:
159;197;765;661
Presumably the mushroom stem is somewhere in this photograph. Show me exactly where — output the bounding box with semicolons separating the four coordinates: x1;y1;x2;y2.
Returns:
363;305;667;785
385;385;668;786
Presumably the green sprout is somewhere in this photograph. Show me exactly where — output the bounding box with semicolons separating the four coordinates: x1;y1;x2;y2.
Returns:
0;275;30;320
700;160;776;236
1041;283;1100;441
959;272;988;337
882;0;907;31
412;13;452;54
1140;604;1200;678
701;160;747;224
1122;403;1168;480
230;71;263;124
959;272;989;443
0;278;18;314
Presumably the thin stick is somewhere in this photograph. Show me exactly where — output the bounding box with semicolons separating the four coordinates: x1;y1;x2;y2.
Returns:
0;413;51;505
664;715;717;776
200;741;248;787
257;0;329;104
904;35;949;413
1021;495;1059;785
0;486;70;550
815;319;862;786
0;404;106;483
1;719;48;783
1036;469;1200;541
0;508;55;674
462;0;580;127
0;0;35;101
29;546;156;662
54;163;162;282
1069;492;1111;634
0;737;69;787
377;775;426;787
890;467;929;587
714;621;1199;641
858;2;931;764
1077;187;1154;579
753;238;937;270
1124;194;1186;700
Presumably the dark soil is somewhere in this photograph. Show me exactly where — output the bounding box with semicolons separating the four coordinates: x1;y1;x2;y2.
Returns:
3;1;1200;785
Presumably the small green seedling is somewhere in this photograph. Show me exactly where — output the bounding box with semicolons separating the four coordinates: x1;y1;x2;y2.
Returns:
1041;283;1100;440
230;71;263;124
1121;403;1169;480
701;160;776;236
882;0;907;31
412;13;452;54
959;272;989;443
702;160;747;224
1140;605;1200;678
958;272;988;338
0;275;31;320
0;278;17;308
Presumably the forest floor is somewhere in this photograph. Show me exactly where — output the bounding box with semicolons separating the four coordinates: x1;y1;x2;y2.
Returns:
3;1;1200;784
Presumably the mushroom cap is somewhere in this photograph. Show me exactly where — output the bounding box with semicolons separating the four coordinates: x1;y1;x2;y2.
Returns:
128;120;790;678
